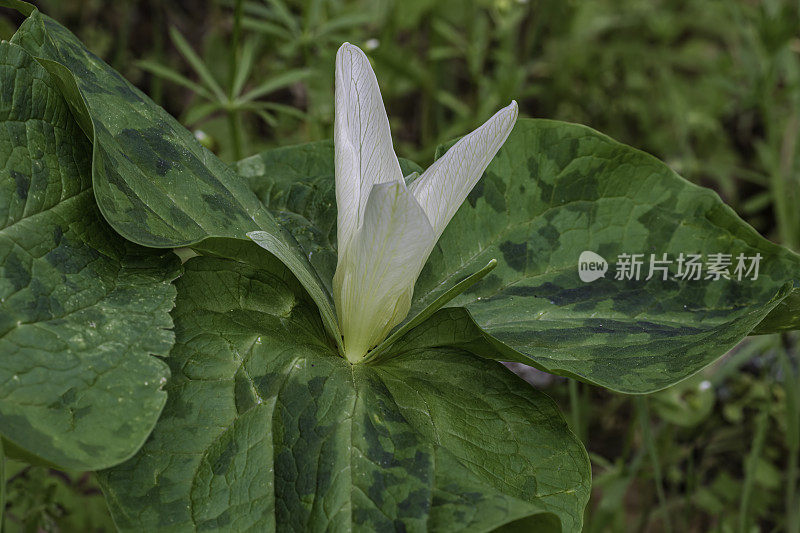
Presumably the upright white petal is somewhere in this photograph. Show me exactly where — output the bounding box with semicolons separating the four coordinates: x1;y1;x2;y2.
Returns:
410;101;518;237
335;42;403;258
333;180;435;363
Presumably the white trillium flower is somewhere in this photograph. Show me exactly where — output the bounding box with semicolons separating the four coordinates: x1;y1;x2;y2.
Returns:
333;42;518;363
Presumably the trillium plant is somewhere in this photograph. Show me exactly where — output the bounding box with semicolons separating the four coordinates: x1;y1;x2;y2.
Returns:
1;3;799;532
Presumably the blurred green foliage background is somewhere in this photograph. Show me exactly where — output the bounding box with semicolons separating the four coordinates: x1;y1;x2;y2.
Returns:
1;0;799;531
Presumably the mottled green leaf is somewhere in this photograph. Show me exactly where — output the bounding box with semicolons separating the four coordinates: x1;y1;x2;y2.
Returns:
238;120;800;393
0;41;179;470
99;251;589;532
9;11;270;248
9;11;341;348
750;291;800;334
415;119;800;392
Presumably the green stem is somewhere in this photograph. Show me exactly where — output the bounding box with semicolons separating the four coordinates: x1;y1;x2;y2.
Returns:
0;439;5;533
788;452;799;533
740;410;769;532
635;396;672;533
569;378;582;442
227;0;245;160
112;3;132;73
774;112;799;249
684;445;695;530
779;334;800;533
151;5;165;105
228;109;244;161
229;0;244;99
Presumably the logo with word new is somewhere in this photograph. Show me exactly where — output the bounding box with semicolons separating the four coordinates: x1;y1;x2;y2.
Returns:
578;251;608;282
577;251;762;283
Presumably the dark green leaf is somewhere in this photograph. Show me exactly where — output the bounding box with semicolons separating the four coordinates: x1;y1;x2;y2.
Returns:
750;291;800;334
414;119;800;392
0;41;179;470
9;11;275;248
99;251;589;532
9;11;342;349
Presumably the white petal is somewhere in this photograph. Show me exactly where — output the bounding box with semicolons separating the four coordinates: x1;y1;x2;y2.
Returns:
333;180;435;362
410;101;518;237
334;42;403;258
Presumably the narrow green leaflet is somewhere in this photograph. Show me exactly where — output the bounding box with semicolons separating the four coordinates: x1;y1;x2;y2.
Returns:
0;41;179;470
99;252;589;533
8;10;340;346
238;120;800;393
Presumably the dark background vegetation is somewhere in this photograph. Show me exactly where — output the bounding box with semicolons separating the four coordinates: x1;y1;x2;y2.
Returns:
1;0;799;531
